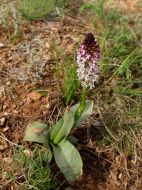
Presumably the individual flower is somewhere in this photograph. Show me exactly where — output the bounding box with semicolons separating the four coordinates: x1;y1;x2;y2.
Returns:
77;33;100;89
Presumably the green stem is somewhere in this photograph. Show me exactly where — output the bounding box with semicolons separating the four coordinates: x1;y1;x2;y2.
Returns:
75;87;88;121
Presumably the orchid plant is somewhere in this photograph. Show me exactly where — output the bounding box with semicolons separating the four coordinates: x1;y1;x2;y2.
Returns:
24;33;100;183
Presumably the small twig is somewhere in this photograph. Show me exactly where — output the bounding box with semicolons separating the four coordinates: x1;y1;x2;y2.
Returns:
0;132;22;148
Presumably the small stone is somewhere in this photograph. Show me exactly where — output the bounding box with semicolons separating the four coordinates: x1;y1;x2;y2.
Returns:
118;172;122;180
3;111;10;116
0;42;4;48
45;103;50;109
13;104;16;108
0;117;6;126
3;127;9;132
92;120;103;128
45;42;50;49
13;110;18;114
6;81;11;86
3;105;7;110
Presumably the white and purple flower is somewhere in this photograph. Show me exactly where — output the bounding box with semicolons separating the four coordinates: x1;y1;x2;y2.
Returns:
77;33;100;89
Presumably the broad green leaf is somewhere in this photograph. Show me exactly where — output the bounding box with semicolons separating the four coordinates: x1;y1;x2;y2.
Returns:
53;140;83;182
50;117;64;142
71;100;93;127
50;111;74;145
24;122;50;147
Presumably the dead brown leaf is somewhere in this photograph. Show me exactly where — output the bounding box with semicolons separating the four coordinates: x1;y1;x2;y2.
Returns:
27;91;42;102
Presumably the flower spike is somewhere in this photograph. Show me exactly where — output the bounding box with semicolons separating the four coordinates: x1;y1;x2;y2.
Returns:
77;33;100;89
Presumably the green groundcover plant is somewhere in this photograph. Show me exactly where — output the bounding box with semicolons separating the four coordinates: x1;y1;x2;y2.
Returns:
18;0;55;21
24;33;100;183
18;0;68;21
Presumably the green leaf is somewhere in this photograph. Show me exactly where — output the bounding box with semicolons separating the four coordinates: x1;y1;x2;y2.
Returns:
50;111;74;145
53;140;83;182
71;100;93;127
50;117;64;142
24;122;50;147
111;48;140;78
